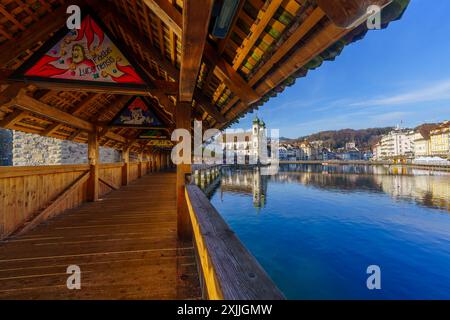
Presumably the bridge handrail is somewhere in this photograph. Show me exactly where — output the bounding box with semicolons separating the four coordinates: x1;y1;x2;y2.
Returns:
185;183;285;300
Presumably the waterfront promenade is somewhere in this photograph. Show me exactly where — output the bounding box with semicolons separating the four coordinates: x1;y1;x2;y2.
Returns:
279;160;450;172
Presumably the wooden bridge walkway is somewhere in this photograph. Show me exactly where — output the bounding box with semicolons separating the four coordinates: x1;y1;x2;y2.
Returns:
0;172;201;299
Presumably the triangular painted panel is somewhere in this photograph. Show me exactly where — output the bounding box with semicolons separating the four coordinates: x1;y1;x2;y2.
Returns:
11;10;150;89
139;129;169;140
110;97;165;128
147;140;174;148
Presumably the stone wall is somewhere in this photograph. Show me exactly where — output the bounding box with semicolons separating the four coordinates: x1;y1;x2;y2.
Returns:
0;130;121;166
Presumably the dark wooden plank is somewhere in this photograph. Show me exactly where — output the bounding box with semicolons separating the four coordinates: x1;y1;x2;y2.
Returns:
317;0;391;28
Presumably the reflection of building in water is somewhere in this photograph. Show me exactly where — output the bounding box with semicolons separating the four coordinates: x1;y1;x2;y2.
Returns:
221;168;267;209
372;173;450;211
275;165;450;212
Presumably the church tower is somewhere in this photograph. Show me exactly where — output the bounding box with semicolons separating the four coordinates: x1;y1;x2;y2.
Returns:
252;115;266;164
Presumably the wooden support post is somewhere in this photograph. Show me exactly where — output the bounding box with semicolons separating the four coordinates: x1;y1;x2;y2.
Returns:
138;152;143;178
122;147;130;186
87;130;99;202
162;153;167;170
145;154;150;174
150;154;154;172
176;101;192;240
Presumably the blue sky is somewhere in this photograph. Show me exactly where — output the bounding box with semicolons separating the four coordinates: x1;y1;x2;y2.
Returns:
231;0;450;138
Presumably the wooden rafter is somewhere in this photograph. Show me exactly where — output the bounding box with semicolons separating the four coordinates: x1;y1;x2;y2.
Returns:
0;109;27;128
43;93;102;136
144;0;259;105
316;0;392;28
248;7;326;87
179;0;214;102
13;80;176;97
143;0;182;36
11;90;95;133
0;2;80;67
232;0;284;70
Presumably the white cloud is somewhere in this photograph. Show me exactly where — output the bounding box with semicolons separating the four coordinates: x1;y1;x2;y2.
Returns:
349;79;450;107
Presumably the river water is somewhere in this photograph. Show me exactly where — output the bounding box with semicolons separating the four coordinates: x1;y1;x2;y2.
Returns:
203;164;450;299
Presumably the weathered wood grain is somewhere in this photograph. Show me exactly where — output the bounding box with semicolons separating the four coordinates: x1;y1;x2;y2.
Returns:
185;184;285;300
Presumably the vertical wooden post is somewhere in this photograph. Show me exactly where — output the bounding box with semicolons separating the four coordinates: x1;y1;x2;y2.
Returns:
162;153;167;170
176;101;192;241
156;152;161;171
138;152;143;178
149;153;153;172
122;147;130;186
145;153;150;174
87;130;99;202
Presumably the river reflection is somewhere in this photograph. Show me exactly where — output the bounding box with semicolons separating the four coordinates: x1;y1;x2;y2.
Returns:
204;164;450;299
214;164;450;213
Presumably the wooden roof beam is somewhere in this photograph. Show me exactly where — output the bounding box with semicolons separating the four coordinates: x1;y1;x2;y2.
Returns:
143;0;182;36
219;8;327;126
255;22;352;98
9;80;175;97
42;93;103;137
194;90;226;124
145;0;259;105
316;0;391;29
0;1;83;67
179;0;214;102
11;90;95;133
0;109;27;129
91;2;179;80
248;7;326;87
232;0;284;70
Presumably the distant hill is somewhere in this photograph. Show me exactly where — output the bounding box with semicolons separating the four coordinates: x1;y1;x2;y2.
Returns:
282;124;440;151
281;127;394;151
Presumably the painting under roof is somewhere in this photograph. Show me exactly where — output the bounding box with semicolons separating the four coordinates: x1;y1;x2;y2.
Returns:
110;97;165;128
10;9;151;90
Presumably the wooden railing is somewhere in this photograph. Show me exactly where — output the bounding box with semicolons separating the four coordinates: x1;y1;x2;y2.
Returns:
0;164;90;239
99;163;124;196
185;184;285;300
0;160;155;240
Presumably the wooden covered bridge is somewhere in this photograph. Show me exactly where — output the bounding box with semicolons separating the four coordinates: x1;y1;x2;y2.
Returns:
0;0;408;299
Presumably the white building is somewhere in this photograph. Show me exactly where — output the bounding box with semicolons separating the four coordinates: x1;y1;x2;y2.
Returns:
221;116;267;164
379;127;415;159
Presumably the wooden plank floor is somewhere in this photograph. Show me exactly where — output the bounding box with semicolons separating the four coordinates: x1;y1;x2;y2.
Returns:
0;172;201;299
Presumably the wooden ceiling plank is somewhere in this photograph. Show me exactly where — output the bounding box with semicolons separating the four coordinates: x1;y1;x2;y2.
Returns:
213;58;259;104
99;4;179;80
0;1;83;67
0;109;27;128
248;7;326;86
144;0;259;105
143;0;182;36
194;90;226;124
8;80;174;96
232;0;284;71
179;0;214;102
255;22;351;98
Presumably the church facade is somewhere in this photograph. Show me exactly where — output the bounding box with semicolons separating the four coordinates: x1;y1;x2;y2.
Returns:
221;116;268;164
